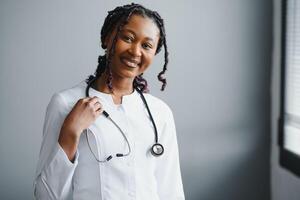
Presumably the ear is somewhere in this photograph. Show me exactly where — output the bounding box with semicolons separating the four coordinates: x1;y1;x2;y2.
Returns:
101;43;107;49
103;29;117;50
101;35;110;49
102;36;109;49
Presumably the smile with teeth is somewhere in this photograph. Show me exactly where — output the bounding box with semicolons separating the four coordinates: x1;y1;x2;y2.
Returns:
121;58;140;68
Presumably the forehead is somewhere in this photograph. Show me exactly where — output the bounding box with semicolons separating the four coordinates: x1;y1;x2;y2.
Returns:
122;14;160;40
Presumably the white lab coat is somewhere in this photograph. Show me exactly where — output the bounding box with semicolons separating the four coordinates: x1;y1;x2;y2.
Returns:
34;81;185;200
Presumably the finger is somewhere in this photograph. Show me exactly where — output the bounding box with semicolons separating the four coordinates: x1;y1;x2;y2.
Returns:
94;102;103;112
85;97;100;109
94;106;104;117
92;100;103;111
95;106;104;114
94;101;102;107
89;96;100;105
78;97;94;104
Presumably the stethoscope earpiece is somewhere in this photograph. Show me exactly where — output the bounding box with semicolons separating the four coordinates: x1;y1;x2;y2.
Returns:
151;143;164;156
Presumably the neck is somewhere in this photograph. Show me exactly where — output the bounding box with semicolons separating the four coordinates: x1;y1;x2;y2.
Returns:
93;71;134;96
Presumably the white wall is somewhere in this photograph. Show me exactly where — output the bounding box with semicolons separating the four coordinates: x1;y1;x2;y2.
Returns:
0;0;272;199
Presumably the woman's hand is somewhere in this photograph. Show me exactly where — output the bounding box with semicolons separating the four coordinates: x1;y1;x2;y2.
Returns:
63;96;103;136
58;96;103;161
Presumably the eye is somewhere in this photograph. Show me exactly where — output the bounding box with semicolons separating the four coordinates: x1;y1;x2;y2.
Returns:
142;43;153;50
122;35;133;43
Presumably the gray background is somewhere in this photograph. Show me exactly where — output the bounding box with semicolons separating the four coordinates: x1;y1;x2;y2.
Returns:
0;0;284;199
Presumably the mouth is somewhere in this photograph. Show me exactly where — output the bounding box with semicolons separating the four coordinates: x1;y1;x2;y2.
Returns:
120;57;141;68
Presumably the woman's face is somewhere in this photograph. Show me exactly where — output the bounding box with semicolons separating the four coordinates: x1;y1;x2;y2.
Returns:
106;14;160;80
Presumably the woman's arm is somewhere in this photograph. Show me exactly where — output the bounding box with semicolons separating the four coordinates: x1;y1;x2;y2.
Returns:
34;93;79;199
34;92;102;199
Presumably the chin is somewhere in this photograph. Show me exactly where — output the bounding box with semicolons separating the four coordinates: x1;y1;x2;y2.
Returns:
114;70;138;79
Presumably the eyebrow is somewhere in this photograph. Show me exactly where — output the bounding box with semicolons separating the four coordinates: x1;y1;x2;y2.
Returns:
122;28;155;42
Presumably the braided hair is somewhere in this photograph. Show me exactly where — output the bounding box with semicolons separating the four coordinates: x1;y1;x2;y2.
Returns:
86;3;169;93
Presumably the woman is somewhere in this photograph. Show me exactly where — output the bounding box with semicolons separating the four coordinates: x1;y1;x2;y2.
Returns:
34;3;185;199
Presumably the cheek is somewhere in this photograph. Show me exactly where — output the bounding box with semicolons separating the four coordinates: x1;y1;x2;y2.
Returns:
109;41;127;63
144;53;155;65
139;54;155;73
114;40;128;53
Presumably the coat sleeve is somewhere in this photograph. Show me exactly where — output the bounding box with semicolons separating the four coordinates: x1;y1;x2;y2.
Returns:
155;105;185;200
34;93;79;200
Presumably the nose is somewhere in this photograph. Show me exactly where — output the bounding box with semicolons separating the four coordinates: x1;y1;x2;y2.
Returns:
128;43;142;57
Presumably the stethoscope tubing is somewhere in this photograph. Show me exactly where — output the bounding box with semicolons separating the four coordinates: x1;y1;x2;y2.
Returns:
84;77;163;162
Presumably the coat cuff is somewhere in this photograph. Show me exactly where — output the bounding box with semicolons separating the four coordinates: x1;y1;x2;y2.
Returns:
40;142;79;198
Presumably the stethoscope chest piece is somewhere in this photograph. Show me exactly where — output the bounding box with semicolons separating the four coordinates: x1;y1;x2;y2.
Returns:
151;143;164;156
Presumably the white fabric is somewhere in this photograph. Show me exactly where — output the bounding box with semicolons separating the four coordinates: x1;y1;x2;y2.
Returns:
34;81;185;200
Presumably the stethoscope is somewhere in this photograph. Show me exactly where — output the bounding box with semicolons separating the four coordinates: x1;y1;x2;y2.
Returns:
85;78;164;163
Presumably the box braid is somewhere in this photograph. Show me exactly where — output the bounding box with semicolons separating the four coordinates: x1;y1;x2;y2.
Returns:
85;3;169;93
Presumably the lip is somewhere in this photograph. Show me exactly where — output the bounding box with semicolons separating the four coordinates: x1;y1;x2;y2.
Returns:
120;57;141;68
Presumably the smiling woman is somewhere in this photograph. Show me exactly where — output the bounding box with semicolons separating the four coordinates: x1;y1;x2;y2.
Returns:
33;3;185;200
103;14;160;90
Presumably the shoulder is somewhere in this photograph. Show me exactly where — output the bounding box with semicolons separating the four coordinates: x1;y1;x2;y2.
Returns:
143;93;174;119
47;81;86;113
